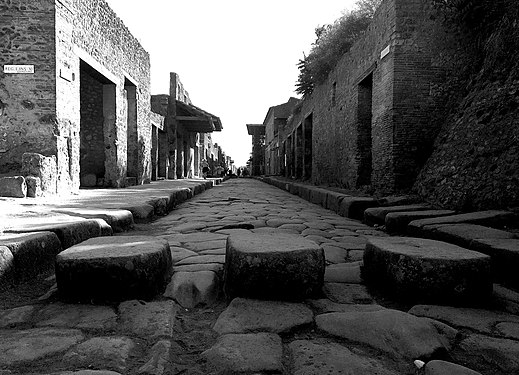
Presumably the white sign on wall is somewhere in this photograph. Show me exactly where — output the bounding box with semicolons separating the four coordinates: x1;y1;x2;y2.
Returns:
380;45;391;59
3;65;35;74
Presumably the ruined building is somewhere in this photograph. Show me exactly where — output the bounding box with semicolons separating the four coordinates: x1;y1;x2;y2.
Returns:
151;73;223;180
262;0;445;194
246;124;265;176
0;0;152;195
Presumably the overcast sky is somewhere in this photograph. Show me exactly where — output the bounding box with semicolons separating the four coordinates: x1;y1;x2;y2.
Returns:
105;0;357;166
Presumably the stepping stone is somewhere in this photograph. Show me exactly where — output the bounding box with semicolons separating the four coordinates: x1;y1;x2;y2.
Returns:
169;246;197;263
0;176;26;198
385;210;455;233
175;254;225;265
224;232;324;300
0;305;36;328
470;239;519;288
56;236;172;301
363;237;492;304
412;223;516;248
338;197;378;220
408;210;517;236
307;299;385;314
363;204;430;226
424;360;481;375
164;271;219;308
213;298;313;334
290;340;399;375
0;328;84;365
322;244;348;264
202;333;283;373
53;208;134;233
316;309;457;360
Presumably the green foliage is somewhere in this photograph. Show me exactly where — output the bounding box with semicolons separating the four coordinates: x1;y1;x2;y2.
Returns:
295;0;382;96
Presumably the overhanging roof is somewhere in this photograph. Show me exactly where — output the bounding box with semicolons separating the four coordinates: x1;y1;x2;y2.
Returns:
175;100;222;133
247;123;265;136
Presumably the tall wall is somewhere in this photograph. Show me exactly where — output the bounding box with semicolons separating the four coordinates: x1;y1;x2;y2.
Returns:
0;0;57;175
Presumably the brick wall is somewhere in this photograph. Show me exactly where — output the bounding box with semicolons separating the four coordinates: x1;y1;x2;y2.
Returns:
0;0;57;175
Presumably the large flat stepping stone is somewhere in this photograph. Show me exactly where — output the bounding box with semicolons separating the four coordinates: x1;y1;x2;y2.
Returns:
53;208;134;233
470;239;519;288
316;309;457;360
424;360;481;375
202;333;283;373
408;210;517;236
338;197;379;220
213;297;313;334
363;237;492;304
364;204;431;226
35;303;117;330
290;340;399;375
0;328;84;365
385;210;455;233
224;232;324;300
56;236;172;301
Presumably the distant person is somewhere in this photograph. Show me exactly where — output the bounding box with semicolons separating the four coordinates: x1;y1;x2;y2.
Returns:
237;168;241;177
201;159;209;179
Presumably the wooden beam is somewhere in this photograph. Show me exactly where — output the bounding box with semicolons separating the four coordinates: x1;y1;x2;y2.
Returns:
175;116;209;122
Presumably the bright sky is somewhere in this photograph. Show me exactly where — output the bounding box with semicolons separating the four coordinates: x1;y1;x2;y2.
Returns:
105;0;357;167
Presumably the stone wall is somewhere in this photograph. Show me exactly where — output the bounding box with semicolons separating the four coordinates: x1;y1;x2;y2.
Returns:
0;0;57;175
283;0;445;194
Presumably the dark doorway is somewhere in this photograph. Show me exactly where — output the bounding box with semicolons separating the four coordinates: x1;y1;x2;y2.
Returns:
356;73;373;187
79;60;115;187
304;113;313;180
125;78;138;180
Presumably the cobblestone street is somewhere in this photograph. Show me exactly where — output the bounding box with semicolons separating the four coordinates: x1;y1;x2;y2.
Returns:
1;178;518;374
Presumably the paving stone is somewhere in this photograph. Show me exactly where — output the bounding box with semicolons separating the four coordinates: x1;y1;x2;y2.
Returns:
213;298;314;334
169;246;197;263
0;305;35;328
224;232;324;300
35;303;117;330
323;283;373;304
385;210;456;233
138;340;171;375
173;263;223;275
424;360;481;375
118;300;177;338
324;262;362;283
316;309;457;359
330;228;359;237
364;204;431;226
331;235;367;250
469;239;519;288
304;234;334;245
408;304;519;335
303;221;334;231
363;237;492;304
495;321;519;340
202;333;283;373
169;222;207;233
322;244;348;264
306;299;385;314
164;271;219;308
175;254;225;265
55;371;122;375
266;218;299;227
301;228;334;238
56;236;172;301
0;328;84;365
163;232;227;243
64;336;134;373
348;250;365;261
0;176;26;198
183;239;226;252
455;334;519;374
290;340;399;375
278;223;307;232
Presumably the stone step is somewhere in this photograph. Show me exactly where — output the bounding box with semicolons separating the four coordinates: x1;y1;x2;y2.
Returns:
408;210;518;237
385;210;456;233
223;232;324;300
470;239;519;289
56;236;172;302
363;237;492;304
363;204;431;226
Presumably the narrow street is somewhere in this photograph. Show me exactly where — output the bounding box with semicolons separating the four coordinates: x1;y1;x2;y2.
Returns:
0;178;517;374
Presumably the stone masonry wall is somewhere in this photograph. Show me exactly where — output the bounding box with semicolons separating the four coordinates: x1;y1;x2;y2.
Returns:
56;0;151;189
0;0;57;175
